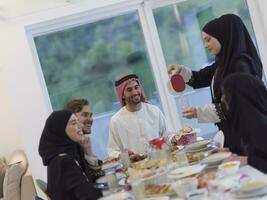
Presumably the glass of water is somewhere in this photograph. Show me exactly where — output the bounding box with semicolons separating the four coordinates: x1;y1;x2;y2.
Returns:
131;180;145;200
176;151;189;167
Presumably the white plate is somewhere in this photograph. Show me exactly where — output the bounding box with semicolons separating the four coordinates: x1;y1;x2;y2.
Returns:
102;161;121;171
96;172;126;184
168;164;206;179
185;140;211;151
201;152;231;166
232;187;267;199
239;180;267;194
145;197;170;200
184;144;212;153
99;191;133;200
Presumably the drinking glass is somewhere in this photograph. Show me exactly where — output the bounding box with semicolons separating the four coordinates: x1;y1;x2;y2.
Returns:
176;151;189;167
131;180;145;200
106;170;118;191
178;95;190;112
120;150;130;168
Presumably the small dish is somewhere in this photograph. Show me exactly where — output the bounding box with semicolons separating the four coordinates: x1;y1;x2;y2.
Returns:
240;180;267;194
98;191;133;200
218;161;240;176
201;152;231;166
185;140;210;151
168;164;206;179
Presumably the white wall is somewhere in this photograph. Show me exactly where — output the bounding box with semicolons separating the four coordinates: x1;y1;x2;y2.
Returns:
0;0;267;195
0;64;23;159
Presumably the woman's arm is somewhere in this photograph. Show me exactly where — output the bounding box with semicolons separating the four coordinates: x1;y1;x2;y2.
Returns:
188;63;217;89
62;158;102;200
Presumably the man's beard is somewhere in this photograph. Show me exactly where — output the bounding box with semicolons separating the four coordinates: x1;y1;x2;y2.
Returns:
127;95;141;105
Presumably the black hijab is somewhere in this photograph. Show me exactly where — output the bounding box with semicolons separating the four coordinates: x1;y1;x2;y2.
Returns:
202;14;262;102
39;110;79;166
222;73;267;161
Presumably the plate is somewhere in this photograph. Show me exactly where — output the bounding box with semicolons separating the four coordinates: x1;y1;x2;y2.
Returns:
99;191;133;200
96;172;126;184
239;180;267;194
201;152;231;166
145;197;170;200
185;140;211;151
146;191;174;198
184;144;212;153
102;161;121;171
168;164;206;179
232;187;267;199
145;184;175;197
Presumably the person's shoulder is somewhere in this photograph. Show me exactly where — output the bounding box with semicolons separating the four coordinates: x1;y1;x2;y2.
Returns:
110;107;126;121
142;102;162;112
234;54;253;65
52;154;77;166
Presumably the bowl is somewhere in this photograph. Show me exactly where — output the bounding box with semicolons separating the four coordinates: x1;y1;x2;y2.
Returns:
172;177;198;198
218;161;240;176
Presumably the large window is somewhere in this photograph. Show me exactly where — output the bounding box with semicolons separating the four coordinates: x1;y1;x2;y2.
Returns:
34;12;161;159
153;0;257;138
32;0;258;158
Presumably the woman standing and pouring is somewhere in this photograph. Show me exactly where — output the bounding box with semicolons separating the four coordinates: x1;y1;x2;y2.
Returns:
168;14;262;155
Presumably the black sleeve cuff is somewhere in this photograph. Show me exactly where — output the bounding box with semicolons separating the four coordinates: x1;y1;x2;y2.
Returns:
187;71;195;86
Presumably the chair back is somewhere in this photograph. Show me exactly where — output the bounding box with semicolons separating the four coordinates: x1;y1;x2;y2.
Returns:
36;179;51;200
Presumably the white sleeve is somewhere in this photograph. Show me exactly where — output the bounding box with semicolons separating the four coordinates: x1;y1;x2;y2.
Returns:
107;120;121;158
180;66;193;83
158;108;175;145
196;104;221;123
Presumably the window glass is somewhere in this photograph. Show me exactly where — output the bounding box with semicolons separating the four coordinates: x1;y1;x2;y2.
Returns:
153;0;256;138
34;12;160;158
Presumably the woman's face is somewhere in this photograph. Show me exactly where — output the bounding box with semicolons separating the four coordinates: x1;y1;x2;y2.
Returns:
202;32;222;55
65;114;84;143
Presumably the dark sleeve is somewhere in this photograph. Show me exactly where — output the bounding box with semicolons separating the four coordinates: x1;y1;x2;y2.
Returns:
61;158;102;200
187;63;217;89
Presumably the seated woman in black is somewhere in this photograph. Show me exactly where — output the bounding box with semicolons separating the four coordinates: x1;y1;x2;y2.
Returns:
221;73;267;173
38;110;102;200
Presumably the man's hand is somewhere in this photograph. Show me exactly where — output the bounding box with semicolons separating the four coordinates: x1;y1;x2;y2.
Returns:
171;135;181;145
182;107;197;119
167;64;183;77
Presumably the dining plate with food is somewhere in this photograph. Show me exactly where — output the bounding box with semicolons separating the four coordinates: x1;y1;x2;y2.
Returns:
145;184;174;197
168;164;206;179
231;180;267;198
185;139;211;151
201;152;231;167
96;172;126;184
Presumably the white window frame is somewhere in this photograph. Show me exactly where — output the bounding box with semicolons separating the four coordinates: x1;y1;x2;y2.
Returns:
4;0;266;182
25;0;267;133
25;0;181;130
